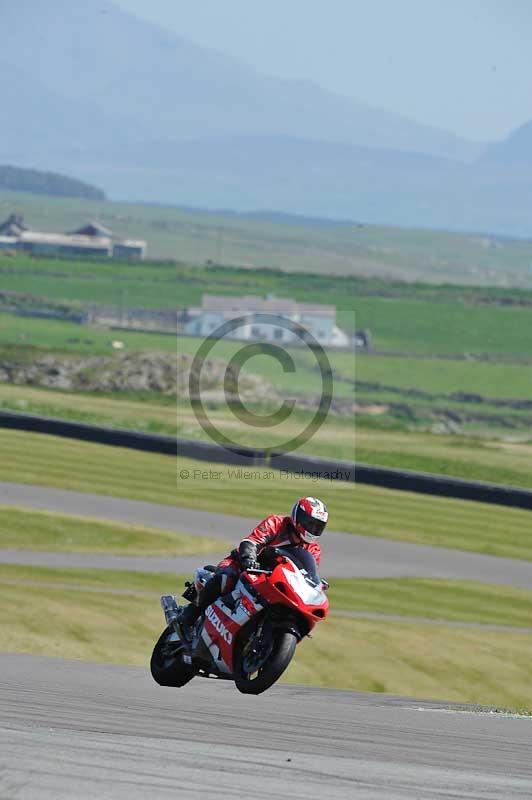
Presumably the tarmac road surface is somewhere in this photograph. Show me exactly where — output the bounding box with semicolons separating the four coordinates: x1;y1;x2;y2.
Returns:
0;653;531;799
2;481;532;587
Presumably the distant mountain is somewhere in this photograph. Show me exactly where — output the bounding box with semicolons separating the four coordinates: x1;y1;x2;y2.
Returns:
47;136;531;235
2;0;532;236
0;0;479;161
0;59;124;159
0;165;105;200
480;120;532;167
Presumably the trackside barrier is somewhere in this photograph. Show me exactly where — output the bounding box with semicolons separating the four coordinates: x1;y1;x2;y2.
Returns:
0;410;177;455
269;452;532;510
0;410;531;510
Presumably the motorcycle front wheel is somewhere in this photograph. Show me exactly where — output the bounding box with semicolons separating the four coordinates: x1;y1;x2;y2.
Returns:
150;626;194;688
234;622;297;695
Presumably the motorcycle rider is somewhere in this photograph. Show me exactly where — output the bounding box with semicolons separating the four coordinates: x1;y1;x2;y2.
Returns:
177;496;329;640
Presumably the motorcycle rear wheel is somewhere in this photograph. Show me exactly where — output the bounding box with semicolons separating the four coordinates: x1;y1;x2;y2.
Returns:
150;626;194;688
234;627;297;695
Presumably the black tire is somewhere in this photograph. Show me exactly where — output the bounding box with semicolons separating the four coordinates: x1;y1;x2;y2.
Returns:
150;627;194;688
234;626;297;695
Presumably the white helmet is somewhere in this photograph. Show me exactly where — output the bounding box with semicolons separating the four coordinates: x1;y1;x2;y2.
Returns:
291;497;329;542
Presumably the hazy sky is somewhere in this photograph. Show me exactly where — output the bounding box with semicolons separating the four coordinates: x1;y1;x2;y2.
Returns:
116;0;531;142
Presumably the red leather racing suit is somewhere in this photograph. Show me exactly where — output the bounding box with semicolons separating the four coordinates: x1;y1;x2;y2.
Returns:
216;515;321;592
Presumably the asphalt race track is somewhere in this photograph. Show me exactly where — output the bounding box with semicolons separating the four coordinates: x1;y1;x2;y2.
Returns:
2;482;532;797
1;653;531;799
2;481;532;587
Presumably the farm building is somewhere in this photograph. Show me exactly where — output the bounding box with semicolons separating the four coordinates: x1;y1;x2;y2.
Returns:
16;231;112;257
0;214;27;236
112;240;147;259
0;236;18;251
68;222;112;238
0;216;27;251
0;215;147;260
184;294;351;348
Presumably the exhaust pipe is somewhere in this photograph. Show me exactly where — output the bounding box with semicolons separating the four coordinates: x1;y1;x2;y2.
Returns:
160;594;179;626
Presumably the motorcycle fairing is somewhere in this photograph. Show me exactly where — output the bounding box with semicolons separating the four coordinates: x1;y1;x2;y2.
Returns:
245;560;328;625
200;581;262;673
280;566;328;606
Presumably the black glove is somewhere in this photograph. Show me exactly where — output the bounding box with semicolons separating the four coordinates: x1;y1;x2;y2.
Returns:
239;540;259;572
321;579;330;591
241;556;260;572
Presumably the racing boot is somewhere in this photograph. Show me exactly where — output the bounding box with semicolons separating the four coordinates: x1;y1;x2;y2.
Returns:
176;604;201;643
177;574;224;642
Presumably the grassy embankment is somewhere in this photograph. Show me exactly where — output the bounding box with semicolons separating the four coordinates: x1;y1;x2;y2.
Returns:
1;429;532;561
3;383;532;489
0;506;225;556
0;562;531;709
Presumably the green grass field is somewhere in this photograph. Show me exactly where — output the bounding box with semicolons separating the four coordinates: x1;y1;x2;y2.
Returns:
0;506;226;556
2;189;532;286
1;203;532;525
178;332;532;397
3;253;532;356
344;353;532;398
3;191;532;709
0;382;178;435
340;298;532;356
2;232;532;472
291;616;532;706
2;312;531;405
1;429;531;560
4;305;532;448
0;252;176;309
3;564;531;628
329;577;532;627
2;383;532;489
1;563;531;708
0;312;176;356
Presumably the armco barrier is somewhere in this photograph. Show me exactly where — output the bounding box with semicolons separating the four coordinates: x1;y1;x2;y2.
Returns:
0;409;178;455
1;409;531;510
0;411;263;465
269;452;532;510
177;438;264;466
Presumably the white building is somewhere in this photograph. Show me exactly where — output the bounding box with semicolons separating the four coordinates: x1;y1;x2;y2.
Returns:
17;231;112;257
184;295;350;347
0;235;18;251
0;215;147;260
112;240;147;259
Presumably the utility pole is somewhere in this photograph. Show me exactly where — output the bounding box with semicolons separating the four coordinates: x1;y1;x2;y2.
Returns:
216;224;223;265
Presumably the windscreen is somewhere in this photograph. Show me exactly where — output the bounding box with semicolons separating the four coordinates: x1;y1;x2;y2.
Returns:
276;546;321;586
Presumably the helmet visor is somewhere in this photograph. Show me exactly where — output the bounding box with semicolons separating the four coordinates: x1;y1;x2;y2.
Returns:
297;508;327;537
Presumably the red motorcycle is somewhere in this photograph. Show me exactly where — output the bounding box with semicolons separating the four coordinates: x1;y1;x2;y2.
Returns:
150;546;329;695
